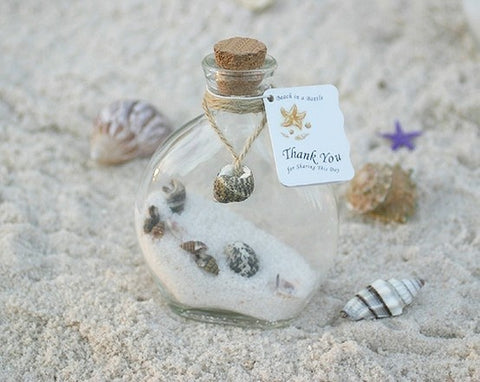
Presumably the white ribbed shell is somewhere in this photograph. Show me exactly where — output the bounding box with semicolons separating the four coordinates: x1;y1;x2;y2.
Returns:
341;278;425;321
90;100;172;165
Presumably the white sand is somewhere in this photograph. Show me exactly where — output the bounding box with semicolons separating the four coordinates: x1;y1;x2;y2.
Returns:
1;0;479;380
137;191;318;322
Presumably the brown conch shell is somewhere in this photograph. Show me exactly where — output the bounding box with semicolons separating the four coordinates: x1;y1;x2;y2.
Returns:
346;163;417;223
91;100;172;165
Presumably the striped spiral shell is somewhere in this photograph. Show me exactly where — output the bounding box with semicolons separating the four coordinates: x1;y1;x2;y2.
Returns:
346;163;417;223
91;100;172;165
341;278;425;320
213;164;254;203
179;240;208;255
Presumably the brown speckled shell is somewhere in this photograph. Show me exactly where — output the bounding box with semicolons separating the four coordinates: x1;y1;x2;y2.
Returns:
91;100;172;165
213;165;254;203
347;163;417;223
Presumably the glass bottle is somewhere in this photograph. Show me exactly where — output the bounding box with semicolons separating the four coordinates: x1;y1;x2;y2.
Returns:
135;38;338;328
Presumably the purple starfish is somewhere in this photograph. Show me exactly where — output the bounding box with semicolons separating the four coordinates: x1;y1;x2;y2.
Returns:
381;120;422;151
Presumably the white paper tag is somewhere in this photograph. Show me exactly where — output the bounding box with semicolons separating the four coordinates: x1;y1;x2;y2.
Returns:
263;85;354;187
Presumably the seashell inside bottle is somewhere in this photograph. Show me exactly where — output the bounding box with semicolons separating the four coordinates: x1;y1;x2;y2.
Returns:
135;37;339;327
91;100;173;165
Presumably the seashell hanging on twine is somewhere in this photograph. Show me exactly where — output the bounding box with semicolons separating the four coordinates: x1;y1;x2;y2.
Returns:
341;278;425;321
91;100;172;165
213;164;254;203
162;179;186;214
346;163;417;223
179;240;219;275
224;241;259;277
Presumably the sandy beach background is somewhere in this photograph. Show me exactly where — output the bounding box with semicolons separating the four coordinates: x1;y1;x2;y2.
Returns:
1;0;479;380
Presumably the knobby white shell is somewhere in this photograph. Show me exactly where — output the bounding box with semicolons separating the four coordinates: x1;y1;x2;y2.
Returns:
346;163;417;223
91;100;172;165
341;278;425;321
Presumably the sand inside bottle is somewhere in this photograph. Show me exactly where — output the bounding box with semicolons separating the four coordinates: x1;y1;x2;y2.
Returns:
136;190;319;323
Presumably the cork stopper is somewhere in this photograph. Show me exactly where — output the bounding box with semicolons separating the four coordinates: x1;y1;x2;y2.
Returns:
214;37;267;70
212;37;267;96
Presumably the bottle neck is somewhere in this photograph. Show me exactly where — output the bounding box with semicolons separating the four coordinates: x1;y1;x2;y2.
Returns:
202;53;277;97
202;89;265;116
201;53;276;149
202;89;269;157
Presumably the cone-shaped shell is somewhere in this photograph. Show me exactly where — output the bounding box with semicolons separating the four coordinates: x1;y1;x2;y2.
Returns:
346;163;417;223
195;253;219;275
341;278;425;321
91;100;172;165
180;240;208;255
179;241;219;275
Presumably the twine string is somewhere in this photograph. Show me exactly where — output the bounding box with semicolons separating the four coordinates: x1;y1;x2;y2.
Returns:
202;91;267;173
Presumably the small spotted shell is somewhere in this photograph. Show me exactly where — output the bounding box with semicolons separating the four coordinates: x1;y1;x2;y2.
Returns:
341;278;425;321
213;165;254;203
346;163;417;223
162;179;186;213
91;100;172;165
224;241;259;277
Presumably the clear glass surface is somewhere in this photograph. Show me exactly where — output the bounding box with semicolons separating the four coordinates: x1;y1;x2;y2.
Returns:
134;55;338;327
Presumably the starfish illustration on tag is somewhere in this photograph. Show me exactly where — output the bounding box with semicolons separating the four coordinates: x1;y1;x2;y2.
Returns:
280;104;311;140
